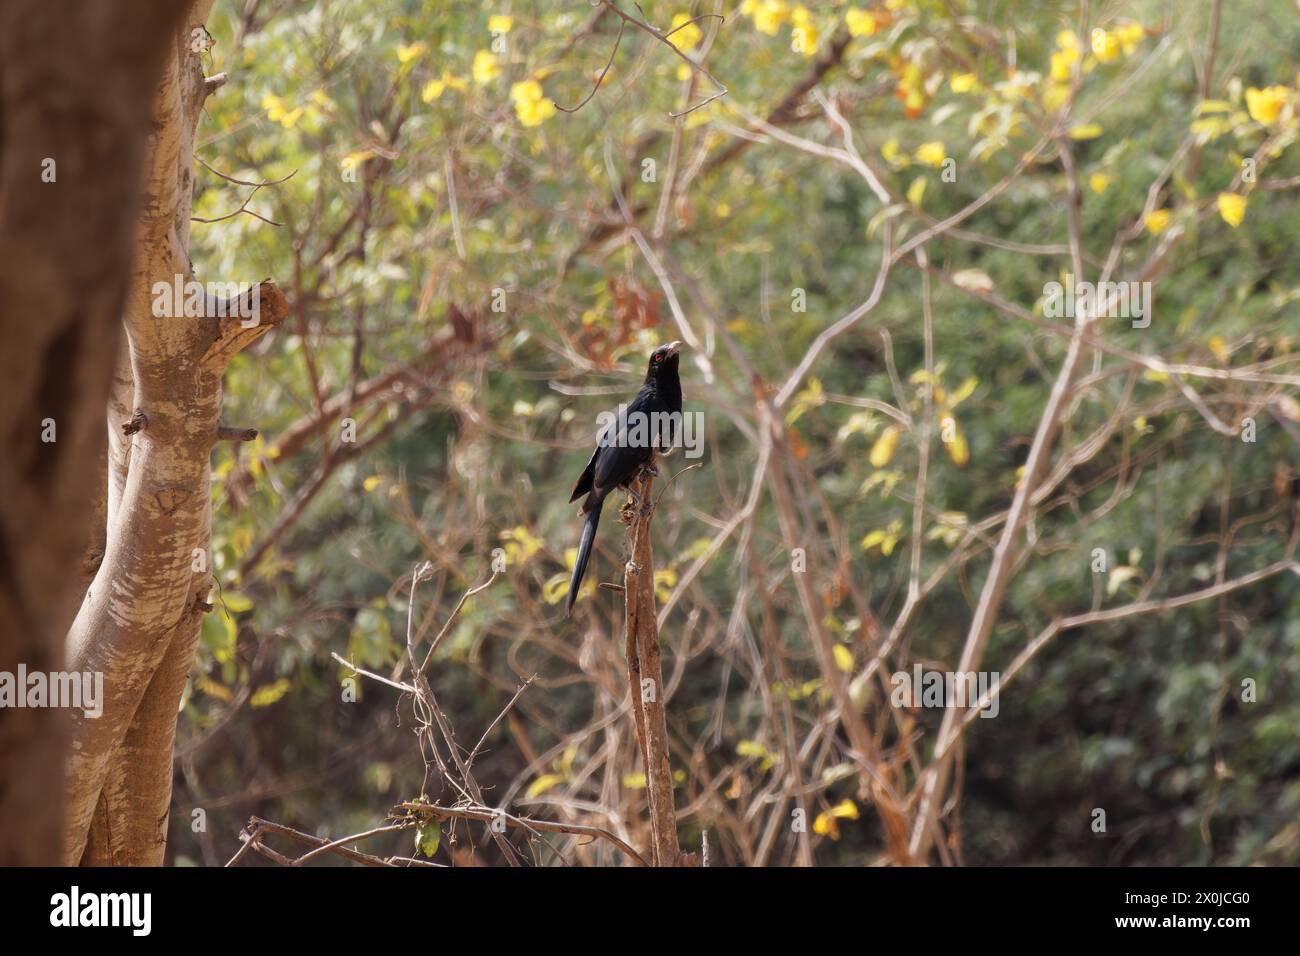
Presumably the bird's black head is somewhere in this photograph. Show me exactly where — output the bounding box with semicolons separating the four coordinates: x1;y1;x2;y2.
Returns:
644;340;682;385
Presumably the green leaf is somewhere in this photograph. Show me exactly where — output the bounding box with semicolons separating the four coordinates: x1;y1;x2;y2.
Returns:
201;609;237;663
222;592;254;614
415;822;441;859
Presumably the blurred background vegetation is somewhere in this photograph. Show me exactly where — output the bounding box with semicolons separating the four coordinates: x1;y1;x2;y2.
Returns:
178;0;1300;865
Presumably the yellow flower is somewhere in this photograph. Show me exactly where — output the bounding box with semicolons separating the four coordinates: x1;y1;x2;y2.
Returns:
790;8;818;57
511;80;544;102
261;93;303;128
941;414;969;467
1088;172;1113;194
653;568;677;604
897;60;926;117
500;525;544;565
1068;123;1103;140
1050;50;1075;83
752;0;788;36
1115;21;1144;55
812;799;860;838
1217;192;1246;228
870;425;901;467
1042;82;1070;113
1191;116;1233;142
510;79;556;127
488;14;513;34
845;8;878;37
861;520;903;556
422;71;468;102
914;141;946;167
1056;30;1078;51
472;49;501;85
395;42;425;65
1091;28;1120;63
1245;86;1289;126
670;12;703;50
1144;209;1171;235
950;72;977;94
906;176;926;207
880;138;909;168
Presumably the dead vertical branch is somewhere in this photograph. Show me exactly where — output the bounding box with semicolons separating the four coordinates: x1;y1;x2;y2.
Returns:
624;596;650;778
621;467;682;866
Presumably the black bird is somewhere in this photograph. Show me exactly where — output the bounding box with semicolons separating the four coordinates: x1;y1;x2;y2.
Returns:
566;341;683;616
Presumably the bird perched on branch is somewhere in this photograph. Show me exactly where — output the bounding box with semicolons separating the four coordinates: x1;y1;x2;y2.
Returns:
566;341;683;616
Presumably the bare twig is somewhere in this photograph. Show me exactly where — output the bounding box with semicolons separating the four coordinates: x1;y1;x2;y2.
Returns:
555;19;625;113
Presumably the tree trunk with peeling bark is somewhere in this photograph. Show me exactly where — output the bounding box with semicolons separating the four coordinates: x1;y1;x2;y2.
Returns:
0;0;193;867
55;1;288;865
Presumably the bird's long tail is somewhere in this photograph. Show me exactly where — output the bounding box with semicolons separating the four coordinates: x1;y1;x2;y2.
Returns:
565;498;604;617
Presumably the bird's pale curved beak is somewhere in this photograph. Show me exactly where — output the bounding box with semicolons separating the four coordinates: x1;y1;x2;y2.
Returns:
666;340;682;356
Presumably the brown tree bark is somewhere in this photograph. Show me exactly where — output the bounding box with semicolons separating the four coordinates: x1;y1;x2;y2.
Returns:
622;469;684;866
0;0;192;866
